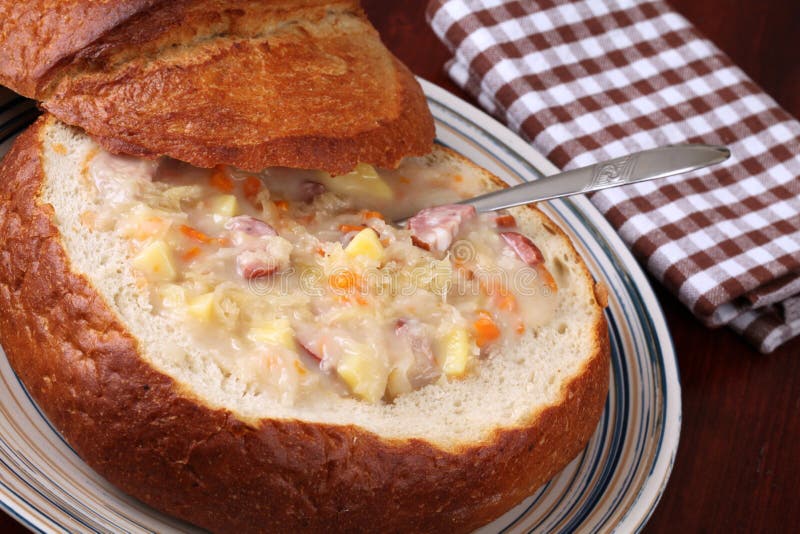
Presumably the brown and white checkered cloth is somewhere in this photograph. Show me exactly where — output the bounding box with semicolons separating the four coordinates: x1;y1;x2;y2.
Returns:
427;0;800;353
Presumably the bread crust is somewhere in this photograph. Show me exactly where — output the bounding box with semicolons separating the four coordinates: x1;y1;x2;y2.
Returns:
0;0;434;174
0;0;159;96
0;117;609;533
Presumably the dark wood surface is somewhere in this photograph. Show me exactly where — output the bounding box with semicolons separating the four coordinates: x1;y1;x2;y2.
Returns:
363;1;800;533
2;1;798;532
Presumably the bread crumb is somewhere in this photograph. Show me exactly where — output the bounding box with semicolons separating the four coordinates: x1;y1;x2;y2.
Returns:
79;147;99;185
79;210;97;229
594;281;609;308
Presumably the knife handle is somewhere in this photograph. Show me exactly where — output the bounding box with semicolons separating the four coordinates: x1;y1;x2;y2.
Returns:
459;144;730;214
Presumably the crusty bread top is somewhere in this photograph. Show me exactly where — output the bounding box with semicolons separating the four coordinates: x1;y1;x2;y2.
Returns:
0;0;158;96
0;0;434;174
39;116;607;450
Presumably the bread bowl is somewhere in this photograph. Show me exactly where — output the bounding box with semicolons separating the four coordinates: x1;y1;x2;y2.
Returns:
0;0;609;531
0;114;609;532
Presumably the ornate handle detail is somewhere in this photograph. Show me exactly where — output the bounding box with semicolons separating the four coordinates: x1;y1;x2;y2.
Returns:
586;155;637;190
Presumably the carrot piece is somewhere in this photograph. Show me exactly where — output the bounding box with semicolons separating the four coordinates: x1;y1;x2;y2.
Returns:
453;174;463;183
336;293;368;306
339;224;366;233
210;166;234;192
455;265;474;281
243;176;262;199
181;246;201;262
479;276;502;296
361;210;385;222
274;199;289;211
473;311;501;348
516;322;525;334
179;224;213;243
495;214;516;228
497;292;518;312
537;265;558;294
480;278;517;309
328;271;359;291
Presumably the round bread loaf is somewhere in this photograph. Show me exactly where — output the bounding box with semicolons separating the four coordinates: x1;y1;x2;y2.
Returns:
0;115;609;533
0;0;434;174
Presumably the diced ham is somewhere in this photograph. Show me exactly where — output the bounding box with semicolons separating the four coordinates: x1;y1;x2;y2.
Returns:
92;151;157;183
395;320;434;362
225;215;277;241
297;338;322;362
300;181;327;202
236;250;280;279
395;319;440;387
89;151;158;204
500;232;545;267
294;330;349;373
224;216;290;279
407;204;476;253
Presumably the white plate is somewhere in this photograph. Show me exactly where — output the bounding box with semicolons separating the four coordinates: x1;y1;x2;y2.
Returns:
0;81;681;533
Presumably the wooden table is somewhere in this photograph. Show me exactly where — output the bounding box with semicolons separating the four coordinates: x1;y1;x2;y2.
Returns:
1;1;798;532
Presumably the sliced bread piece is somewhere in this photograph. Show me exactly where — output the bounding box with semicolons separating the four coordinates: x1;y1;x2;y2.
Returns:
0;0;434;174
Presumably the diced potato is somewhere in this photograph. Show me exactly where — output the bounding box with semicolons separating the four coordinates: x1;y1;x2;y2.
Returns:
208;194;238;218
386;367;413;399
320;163;393;201
437;328;471;377
123;205;170;240
248;318;297;351
186;292;215;321
159;284;186;308
161;185;203;210
215;295;240;328
344;228;384;262
337;349;389;402
133;240;176;281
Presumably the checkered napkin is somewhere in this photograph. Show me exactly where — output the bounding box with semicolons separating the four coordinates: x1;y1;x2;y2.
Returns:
427;0;800;353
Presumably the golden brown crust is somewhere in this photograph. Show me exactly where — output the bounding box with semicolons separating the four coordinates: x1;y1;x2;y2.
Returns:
0;0;158;96
0;1;434;174
0;117;608;533
594;280;610;308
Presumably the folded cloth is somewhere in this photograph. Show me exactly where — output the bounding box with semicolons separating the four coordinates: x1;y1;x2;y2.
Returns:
427;0;800;353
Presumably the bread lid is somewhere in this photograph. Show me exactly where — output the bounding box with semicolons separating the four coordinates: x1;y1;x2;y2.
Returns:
0;0;434;174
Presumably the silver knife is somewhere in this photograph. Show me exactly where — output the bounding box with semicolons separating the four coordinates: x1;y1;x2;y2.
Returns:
395;144;730;223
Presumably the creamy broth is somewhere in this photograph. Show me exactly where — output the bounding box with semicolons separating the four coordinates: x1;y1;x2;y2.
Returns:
82;153;558;404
